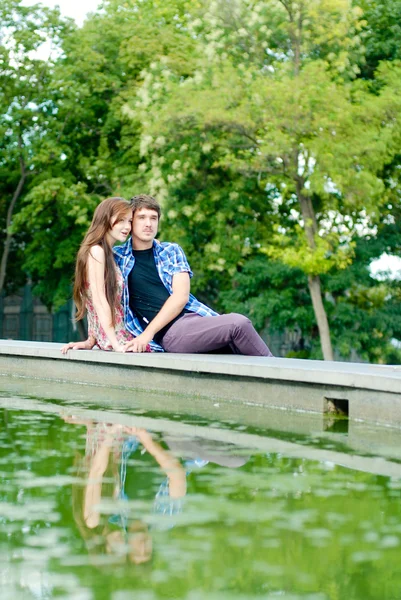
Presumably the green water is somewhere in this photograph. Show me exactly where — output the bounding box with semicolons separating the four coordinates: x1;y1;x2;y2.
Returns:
1;392;401;600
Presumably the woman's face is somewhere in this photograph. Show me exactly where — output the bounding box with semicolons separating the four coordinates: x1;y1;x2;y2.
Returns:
107;210;132;245
105;523;152;564
128;529;153;564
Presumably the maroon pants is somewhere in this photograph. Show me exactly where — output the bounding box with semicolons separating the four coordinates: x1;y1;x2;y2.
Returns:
161;313;273;356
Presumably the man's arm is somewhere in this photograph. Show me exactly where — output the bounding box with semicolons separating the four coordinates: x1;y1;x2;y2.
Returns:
123;271;190;353
131;428;186;498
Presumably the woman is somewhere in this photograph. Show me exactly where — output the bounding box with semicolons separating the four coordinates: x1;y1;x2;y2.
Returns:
62;197;144;353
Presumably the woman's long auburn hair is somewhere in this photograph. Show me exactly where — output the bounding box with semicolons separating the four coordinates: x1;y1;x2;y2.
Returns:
73;197;131;326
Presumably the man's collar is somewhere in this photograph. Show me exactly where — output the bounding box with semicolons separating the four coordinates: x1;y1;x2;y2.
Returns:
132;239;161;252
113;238;132;257
152;239;162;251
114;238;162;257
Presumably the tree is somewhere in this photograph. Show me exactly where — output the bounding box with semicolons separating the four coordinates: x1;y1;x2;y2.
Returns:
132;0;401;360
9;0;198;309
0;0;71;295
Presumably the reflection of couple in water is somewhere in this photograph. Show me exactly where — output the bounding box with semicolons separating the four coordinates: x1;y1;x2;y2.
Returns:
70;420;185;565
67;417;248;565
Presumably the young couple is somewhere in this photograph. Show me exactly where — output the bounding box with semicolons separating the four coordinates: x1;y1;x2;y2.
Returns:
62;194;273;356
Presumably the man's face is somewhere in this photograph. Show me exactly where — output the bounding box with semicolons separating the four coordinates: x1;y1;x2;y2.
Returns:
131;207;159;249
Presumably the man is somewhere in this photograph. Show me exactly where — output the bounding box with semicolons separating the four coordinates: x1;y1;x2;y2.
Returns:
114;194;272;356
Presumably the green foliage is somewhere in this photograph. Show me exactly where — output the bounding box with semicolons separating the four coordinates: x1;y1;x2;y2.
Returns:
0;0;74;295
12;179;97;309
263;225;355;277
219;255;314;331
358;0;401;78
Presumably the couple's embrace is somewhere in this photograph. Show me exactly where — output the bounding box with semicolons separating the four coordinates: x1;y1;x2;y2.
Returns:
62;194;273;356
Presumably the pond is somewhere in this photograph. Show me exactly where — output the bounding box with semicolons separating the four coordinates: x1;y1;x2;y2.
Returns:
1;384;401;600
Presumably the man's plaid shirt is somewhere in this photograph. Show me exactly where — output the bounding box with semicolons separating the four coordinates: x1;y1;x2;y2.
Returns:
113;239;218;352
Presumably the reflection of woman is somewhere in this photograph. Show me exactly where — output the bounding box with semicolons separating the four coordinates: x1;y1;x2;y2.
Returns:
62;197;149;353
70;420;186;565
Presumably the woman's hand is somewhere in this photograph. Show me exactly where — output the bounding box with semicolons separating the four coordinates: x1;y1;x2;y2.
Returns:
61;337;96;354
111;343;127;353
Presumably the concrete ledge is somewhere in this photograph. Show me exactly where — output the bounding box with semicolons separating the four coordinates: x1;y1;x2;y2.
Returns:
2;339;401;391
1;340;401;426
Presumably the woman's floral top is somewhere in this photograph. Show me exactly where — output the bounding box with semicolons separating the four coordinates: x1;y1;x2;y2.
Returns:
86;267;135;351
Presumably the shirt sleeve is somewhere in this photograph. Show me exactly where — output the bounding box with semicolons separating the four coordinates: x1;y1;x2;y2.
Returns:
170;244;193;278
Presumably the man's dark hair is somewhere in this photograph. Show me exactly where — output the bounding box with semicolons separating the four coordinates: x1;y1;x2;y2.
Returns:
130;194;161;219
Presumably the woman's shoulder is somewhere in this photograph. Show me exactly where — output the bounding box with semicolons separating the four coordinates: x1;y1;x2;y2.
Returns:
88;244;105;261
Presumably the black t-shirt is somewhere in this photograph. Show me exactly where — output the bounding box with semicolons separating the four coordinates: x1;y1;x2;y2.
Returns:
128;247;188;344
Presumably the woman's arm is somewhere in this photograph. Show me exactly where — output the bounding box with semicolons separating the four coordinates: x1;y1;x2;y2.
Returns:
61;338;96;354
87;245;124;352
84;425;121;528
61;299;97;354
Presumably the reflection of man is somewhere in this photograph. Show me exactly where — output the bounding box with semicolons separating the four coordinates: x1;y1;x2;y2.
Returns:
164;436;249;469
114;194;273;355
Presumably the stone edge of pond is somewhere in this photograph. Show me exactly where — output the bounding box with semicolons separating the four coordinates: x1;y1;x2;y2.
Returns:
1;339;401;391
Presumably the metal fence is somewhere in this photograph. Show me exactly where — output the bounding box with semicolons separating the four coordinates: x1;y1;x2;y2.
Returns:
0;286;85;343
1;286;308;357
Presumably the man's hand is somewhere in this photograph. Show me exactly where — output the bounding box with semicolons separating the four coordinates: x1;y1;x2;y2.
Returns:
123;331;153;353
61;337;96;354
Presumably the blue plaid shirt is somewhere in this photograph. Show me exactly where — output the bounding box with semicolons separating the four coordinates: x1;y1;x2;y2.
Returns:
113;239;218;352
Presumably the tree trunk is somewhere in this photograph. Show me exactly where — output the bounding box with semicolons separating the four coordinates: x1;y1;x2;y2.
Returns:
297;184;334;361
0;162;26;295
279;0;304;76
307;274;334;361
281;2;334;360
